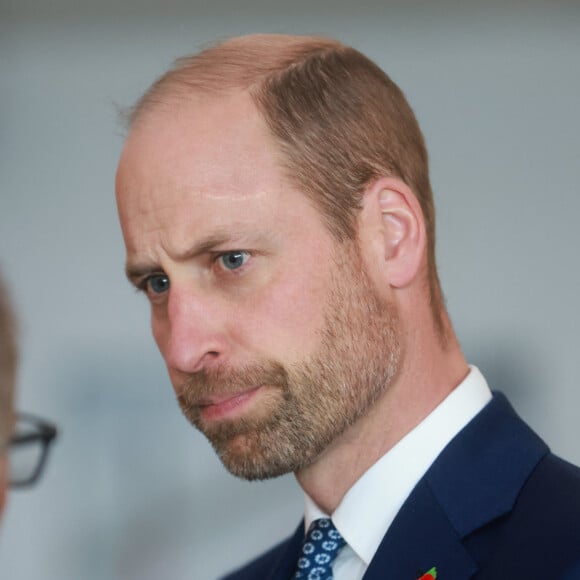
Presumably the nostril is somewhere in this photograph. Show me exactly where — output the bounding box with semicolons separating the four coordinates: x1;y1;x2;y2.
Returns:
190;350;222;373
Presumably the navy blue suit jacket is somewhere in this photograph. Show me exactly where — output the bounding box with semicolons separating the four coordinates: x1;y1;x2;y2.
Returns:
223;394;580;579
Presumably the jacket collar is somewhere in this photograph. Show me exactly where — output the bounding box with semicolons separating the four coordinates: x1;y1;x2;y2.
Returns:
363;392;549;579
426;392;548;537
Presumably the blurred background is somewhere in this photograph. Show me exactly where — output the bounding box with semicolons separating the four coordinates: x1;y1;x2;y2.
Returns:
1;0;579;578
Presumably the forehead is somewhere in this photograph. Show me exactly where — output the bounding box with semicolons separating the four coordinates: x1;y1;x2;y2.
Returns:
117;91;282;202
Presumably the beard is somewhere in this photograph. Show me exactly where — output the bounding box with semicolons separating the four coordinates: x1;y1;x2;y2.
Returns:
176;241;401;480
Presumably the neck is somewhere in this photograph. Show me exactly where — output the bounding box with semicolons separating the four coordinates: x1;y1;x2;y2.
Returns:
294;319;468;514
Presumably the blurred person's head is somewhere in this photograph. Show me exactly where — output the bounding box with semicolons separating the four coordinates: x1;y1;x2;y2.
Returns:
0;273;17;516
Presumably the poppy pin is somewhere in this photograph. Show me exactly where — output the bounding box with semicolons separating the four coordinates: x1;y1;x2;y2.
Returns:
418;566;437;579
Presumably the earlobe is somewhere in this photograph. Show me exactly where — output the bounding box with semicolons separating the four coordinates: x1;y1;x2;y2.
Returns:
368;178;426;289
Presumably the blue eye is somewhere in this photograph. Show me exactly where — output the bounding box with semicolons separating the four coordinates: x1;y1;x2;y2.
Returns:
146;274;170;294
218;251;249;271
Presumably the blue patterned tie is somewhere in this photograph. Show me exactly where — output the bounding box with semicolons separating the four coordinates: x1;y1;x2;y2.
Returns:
292;518;346;580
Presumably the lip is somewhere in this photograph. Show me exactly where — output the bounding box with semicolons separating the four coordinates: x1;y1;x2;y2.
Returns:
197;386;263;421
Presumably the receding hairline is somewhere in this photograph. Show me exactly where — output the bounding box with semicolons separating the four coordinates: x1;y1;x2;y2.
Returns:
126;34;348;127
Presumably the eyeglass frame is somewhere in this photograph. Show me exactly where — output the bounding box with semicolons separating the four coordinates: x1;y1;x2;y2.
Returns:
8;413;58;488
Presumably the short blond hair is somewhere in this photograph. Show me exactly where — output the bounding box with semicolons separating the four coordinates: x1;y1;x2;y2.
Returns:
0;273;17;448
130;34;444;331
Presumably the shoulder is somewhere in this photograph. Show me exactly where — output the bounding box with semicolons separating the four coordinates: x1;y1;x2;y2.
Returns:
512;452;580;534
474;452;580;577
427;392;580;576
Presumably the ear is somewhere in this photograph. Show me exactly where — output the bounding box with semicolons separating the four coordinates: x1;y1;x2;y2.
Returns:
359;177;426;289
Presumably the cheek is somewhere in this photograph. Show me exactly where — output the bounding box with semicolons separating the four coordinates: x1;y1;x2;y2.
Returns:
239;270;330;359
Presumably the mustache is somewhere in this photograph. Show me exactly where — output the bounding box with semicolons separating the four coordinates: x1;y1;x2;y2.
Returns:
176;361;289;407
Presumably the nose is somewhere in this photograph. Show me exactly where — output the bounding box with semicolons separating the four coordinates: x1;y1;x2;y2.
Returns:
154;284;228;375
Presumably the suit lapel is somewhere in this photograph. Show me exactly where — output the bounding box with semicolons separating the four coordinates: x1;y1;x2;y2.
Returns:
363;393;549;580
364;479;477;579
265;520;304;580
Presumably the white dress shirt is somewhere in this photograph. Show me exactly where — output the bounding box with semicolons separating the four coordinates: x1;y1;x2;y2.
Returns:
303;366;492;580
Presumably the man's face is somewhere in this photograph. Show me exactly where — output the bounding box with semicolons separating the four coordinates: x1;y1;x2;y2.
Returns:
116;92;400;479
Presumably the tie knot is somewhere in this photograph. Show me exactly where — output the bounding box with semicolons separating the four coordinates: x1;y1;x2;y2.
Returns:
293;518;346;580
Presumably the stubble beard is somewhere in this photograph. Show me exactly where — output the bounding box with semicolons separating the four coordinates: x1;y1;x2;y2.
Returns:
177;242;401;480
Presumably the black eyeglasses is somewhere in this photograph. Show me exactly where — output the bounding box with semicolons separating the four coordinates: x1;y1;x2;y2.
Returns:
8;413;58;488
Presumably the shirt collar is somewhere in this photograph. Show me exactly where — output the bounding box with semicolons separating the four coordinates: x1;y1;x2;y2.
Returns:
303;365;492;565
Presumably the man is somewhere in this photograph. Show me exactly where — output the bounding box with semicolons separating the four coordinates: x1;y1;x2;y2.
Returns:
0;274;17;518
115;34;580;579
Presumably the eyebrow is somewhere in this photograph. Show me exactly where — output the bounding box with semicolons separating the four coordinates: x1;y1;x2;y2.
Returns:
125;262;159;285
124;228;254;285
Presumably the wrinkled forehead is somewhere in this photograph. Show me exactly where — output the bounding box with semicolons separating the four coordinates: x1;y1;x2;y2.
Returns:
116;90;288;213
119;92;274;182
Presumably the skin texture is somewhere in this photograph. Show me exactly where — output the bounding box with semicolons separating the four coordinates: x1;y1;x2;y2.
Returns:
116;91;468;513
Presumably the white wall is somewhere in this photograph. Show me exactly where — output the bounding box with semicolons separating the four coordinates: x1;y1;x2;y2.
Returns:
1;1;579;578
